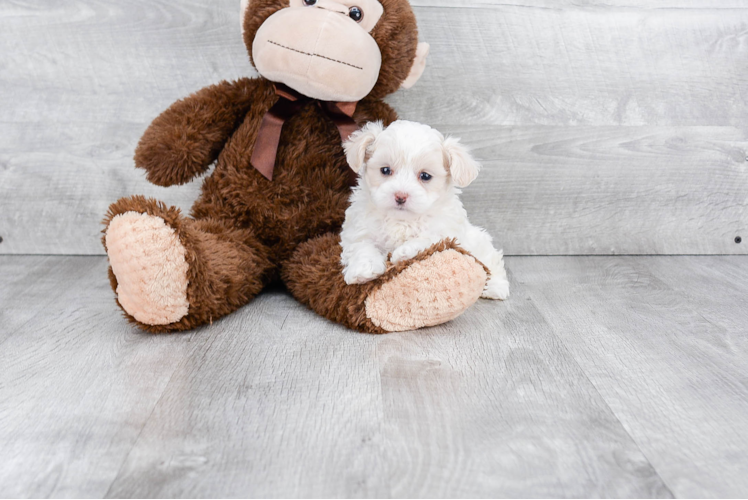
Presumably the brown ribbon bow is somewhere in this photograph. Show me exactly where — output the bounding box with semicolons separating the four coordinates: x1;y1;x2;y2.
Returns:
250;83;360;185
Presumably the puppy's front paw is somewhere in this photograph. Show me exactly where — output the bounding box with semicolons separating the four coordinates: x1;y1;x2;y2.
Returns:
391;240;431;264
344;257;387;285
482;277;510;300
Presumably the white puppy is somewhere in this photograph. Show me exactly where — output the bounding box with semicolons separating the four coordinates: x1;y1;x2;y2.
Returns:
340;120;510;300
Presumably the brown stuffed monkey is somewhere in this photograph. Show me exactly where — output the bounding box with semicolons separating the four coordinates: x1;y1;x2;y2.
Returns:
102;0;489;333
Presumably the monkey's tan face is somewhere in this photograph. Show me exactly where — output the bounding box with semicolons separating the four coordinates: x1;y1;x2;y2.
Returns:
252;0;384;102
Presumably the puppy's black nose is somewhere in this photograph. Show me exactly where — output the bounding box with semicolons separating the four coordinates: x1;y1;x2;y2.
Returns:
395;193;408;205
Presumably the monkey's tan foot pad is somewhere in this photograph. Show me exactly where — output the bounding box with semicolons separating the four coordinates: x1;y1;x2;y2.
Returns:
365;249;487;332
105;212;190;326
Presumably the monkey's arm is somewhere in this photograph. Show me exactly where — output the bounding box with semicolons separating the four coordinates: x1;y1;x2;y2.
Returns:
135;78;272;187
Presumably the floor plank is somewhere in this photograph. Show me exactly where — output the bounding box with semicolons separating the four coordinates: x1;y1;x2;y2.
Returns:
103;281;670;498
0;256;89;339
375;292;670;498
511;256;748;497
104;290;391;498
0;257;211;497
2;255;747;496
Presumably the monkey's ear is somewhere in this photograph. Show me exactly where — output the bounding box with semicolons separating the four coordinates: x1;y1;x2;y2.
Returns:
344;121;384;173
443;136;481;187
241;0;250;33
401;43;430;90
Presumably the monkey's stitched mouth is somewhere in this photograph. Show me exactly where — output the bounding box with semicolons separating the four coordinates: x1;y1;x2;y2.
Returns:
267;40;363;71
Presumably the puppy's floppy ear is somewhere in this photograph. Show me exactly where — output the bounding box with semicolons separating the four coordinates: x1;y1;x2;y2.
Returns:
443;136;481;187
344;121;383;173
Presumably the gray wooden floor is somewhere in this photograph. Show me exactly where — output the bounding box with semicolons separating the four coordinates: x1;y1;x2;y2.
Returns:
1;255;746;498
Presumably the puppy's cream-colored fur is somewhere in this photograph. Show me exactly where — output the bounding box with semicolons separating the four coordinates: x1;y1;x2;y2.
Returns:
341;120;510;300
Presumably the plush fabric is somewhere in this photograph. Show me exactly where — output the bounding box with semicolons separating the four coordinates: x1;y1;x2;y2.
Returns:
103;196;272;333
366;249;488;331
252;7;383;102
282;236;488;333
401;42;430;90
243;0;421;100
102;0;488;333
105;212;190;325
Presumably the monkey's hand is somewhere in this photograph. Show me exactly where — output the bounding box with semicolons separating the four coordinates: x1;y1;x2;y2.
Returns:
134;78;269;187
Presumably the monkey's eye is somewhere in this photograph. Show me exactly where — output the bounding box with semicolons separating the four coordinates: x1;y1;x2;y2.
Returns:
303;0;317;6
348;6;363;22
380;166;392;176
419;172;432;182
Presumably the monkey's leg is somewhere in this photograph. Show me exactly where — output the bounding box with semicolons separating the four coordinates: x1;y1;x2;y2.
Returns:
102;196;273;333
282;233;488;333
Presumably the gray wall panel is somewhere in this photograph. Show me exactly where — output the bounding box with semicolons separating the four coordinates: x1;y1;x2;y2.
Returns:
1;0;746;254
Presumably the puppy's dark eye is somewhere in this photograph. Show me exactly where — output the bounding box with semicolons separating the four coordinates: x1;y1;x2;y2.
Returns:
348;6;363;21
303;0;317;6
419;172;432;182
380;166;392;176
